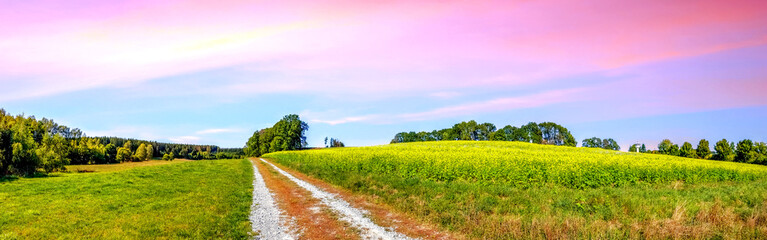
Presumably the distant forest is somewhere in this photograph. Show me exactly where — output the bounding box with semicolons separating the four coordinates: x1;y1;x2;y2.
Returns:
0;109;243;177
391;120;767;166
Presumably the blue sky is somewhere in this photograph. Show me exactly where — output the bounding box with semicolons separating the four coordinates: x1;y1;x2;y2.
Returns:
1;0;766;149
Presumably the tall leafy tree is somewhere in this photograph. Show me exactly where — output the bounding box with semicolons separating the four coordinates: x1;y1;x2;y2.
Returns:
680;142;697;158
696;139;710;159
601;138;620;151
668;144;680;156
145;144;153;161
755;142;767;164
477;123;497;141
639;144;647;153
538;122;576;146
133;143;148;162
658;139;674;155
517;122;542;144
713;139;734;161
735;139;756;163
582;137;603;148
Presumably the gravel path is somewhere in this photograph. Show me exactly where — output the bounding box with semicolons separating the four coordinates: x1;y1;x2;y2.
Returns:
250;160;295;240
260;158;415;240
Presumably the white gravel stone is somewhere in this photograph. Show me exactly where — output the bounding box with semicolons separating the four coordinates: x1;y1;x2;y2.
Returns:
261;158;416;240
250;160;295;240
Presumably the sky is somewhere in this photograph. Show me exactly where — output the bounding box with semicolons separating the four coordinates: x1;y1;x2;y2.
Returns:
1;0;766;149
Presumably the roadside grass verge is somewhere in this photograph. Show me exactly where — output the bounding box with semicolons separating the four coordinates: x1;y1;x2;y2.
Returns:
265;141;767;239
0;159;253;239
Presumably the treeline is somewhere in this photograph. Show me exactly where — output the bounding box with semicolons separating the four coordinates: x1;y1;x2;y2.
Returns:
391;120;576;146
88;137;243;163
0;109;242;177
324;137;345;148
636;139;767;165
244;114;308;157
581;137;622;151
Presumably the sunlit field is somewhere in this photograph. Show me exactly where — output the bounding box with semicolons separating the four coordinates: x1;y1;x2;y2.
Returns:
0;159;252;239
266;141;767;239
64;159;193;173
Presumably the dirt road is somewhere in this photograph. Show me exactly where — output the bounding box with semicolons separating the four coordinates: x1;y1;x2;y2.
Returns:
249;158;453;240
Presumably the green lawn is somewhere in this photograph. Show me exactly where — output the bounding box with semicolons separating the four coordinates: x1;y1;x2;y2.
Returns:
0;159;253;240
266;141;767;239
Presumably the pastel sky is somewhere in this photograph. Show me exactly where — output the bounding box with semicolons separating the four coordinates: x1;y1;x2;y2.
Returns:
2;0;766;149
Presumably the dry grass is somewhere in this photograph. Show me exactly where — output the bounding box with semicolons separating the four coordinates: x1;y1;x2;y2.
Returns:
471;201;767;240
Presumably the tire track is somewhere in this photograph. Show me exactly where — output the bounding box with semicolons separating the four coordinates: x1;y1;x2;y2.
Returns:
260;158;415;240
250;160;295;240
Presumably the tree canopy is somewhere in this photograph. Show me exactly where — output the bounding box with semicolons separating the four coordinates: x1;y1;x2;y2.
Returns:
244;114;309;157
390;121;577;147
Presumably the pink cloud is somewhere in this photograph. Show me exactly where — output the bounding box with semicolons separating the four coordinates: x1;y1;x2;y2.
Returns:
1;0;766;103
309;87;590;125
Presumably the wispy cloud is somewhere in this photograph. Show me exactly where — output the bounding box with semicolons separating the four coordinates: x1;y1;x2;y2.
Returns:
310;88;590;125
398;88;589;122
195;128;243;135
168;136;201;144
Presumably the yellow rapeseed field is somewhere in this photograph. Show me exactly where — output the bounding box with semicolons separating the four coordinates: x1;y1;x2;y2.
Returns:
265;141;767;188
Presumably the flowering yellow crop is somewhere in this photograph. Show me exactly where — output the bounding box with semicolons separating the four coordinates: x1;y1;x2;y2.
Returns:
265;141;767;188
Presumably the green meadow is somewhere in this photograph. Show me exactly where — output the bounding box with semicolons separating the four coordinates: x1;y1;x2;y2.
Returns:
0;159;253;240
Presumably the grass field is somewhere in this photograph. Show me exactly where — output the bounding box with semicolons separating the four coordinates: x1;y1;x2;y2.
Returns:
265;141;767;239
0;159;253;240
64;159;193;173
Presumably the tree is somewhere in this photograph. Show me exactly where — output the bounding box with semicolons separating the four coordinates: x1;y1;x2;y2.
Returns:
162;152;175;161
755;142;767;165
245;131;262;156
640;144;647;153
36;134;68;173
133;143;147;162
452;120;480;140
116;147;132;162
628;144;638;152
518;122;542;144
735;139;756;163
245;114;309;156
713;139;734;161
179;148;189;159
582;137;603;148
145;144;153;161
602;138;620;151
477;123;497;141
696;139;710;159
0;128;13;176
328;138;345;148
680;142;697;158
492;125;517;141
538;122;576;146
668;144;680;156
658;139;674;155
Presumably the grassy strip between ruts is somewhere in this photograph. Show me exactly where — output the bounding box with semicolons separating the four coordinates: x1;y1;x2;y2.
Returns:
0;159;253;240
265;141;767;239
